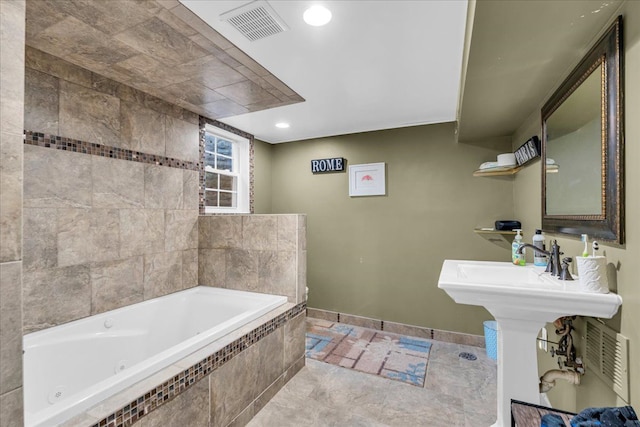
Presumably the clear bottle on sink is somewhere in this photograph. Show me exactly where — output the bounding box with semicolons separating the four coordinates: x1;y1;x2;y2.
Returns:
533;229;547;267
512;229;525;266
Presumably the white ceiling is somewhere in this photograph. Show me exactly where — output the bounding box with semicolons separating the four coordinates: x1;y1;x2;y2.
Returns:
180;0;468;144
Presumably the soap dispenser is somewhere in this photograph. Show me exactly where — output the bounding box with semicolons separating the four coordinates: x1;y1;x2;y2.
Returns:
512;229;525;266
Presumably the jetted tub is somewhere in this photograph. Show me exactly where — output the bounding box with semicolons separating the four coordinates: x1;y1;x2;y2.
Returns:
23;286;287;427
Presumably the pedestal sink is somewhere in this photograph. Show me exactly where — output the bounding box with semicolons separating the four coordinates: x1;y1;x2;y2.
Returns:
438;260;622;427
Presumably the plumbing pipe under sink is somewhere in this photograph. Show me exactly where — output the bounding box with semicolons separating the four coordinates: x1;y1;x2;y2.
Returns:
540;369;581;392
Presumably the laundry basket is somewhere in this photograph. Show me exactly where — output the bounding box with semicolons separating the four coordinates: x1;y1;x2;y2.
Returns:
483;320;498;361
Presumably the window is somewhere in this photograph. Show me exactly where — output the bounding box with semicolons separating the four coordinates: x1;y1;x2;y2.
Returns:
203;124;250;213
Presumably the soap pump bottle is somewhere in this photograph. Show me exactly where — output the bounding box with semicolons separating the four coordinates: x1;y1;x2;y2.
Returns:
512;229;525;266
533;229;547;267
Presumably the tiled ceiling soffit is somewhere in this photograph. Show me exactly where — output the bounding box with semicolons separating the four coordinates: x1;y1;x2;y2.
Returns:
25;0;304;121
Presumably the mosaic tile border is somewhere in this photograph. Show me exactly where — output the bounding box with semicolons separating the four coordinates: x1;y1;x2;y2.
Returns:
198;116;255;215
23;131;199;171
91;302;306;427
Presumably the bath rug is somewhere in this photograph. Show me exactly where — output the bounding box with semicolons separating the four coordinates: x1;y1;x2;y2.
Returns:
305;318;431;387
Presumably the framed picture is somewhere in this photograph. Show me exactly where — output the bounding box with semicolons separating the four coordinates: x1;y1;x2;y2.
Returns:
349;162;386;197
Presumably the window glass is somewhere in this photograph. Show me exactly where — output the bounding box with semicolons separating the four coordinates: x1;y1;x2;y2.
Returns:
202;124;249;214
203;130;237;209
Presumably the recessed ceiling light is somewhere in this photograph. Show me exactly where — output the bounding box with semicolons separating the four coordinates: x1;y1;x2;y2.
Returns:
303;5;332;26
275;122;290;129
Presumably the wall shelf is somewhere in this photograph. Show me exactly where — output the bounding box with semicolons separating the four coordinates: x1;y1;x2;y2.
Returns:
474;228;516;248
473;166;522;177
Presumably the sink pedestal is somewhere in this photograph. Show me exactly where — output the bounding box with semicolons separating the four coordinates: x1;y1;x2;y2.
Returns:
490;315;546;427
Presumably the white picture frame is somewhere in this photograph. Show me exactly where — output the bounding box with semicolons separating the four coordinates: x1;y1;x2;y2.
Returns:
349;162;386;197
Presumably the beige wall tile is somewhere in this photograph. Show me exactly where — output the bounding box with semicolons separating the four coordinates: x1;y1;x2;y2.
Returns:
140;378;209;427
59;80;121;145
57;209;120;266
225;249;258;291
183;170;199;210
284;313;306;371
250;328;285;401
383;321;433;340
91;257;144;314
258;250;296;300
243;216;277;251
25;47;93;89
165;115;199;163
200;215;242;249
0;0;25;137
24;67;59;134
143;251;182;299
92;156;144;209
0;387;24;427
114;17;208;66
306;308;339;322
210;348;253;427
182;249;198;288
297;250;307;304
29;16;138;72
24;145;92;208
120;101;166;155
23;265;91;333
23;208;58;271
339;314;382;330
165;210;198;252
0;132;23;262
198;249;226;287
0;262;22;395
144;165;183;209
277;215;297;252
119;209;165;258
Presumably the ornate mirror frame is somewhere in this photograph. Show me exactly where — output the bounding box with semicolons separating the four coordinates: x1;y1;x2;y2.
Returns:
541;16;624;244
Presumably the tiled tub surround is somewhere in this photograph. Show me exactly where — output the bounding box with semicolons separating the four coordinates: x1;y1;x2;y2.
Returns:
60;300;306;427
307;308;485;348
199;214;308;305
22;143;200;332
0;0;26;425
23;287;288;426
22;47;206;332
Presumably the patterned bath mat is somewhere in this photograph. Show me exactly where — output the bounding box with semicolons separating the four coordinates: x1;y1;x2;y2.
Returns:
305;318;431;387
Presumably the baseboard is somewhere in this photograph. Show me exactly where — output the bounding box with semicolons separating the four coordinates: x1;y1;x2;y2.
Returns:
306;307;485;348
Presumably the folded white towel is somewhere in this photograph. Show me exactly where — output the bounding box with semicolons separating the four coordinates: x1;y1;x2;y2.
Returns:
479;162;499;170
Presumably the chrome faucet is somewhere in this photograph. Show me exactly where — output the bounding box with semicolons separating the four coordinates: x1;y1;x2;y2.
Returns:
516;240;562;277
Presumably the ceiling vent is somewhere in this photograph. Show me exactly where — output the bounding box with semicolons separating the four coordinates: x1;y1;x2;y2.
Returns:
220;0;288;42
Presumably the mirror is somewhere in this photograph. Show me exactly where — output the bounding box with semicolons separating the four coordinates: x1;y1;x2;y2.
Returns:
542;16;624;244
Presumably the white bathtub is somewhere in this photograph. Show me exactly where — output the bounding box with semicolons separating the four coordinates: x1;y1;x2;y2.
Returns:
23;286;287;427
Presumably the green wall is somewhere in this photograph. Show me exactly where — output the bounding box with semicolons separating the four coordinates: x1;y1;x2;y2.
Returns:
253;139;273;214
512;2;640;412
264;122;514;334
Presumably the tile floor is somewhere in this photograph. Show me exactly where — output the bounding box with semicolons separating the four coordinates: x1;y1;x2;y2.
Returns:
248;319;497;427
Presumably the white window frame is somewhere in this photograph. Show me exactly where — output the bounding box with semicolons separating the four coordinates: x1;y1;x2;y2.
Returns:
203;124;250;214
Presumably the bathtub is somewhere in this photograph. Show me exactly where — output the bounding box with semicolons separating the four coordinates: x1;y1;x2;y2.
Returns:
23;286;288;427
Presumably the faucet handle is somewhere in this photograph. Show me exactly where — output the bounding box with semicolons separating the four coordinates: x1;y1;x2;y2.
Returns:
560;257;574;281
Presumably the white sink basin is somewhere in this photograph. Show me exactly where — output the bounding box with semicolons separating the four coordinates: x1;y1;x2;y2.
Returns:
438;260;622;427
439;260;622;322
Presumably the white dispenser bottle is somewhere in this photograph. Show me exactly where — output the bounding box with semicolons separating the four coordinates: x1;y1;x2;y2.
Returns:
512;229;525;266
533;229;546;266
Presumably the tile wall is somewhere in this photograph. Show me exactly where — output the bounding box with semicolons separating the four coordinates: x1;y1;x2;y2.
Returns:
0;1;25;425
199;214;307;304
17;45;308;427
22;47;201;333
